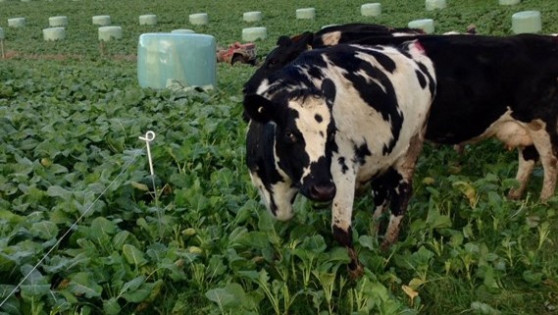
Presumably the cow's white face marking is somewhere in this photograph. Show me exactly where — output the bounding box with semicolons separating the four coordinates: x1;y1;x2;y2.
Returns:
289;96;333;181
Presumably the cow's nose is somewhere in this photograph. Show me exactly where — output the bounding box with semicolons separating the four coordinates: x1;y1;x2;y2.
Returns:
310;184;336;201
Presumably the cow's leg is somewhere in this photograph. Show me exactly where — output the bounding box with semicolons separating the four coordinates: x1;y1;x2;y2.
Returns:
370;171;396;236
528;121;558;200
508;145;538;199
330;155;363;278
381;172;410;250
382;132;426;249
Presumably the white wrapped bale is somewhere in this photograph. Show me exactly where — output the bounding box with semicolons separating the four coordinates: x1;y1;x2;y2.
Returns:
98;26;122;42
8;17;26;28
242;27;267;41
512;11;542;34
139;14;157;26
189;13;209;25
137;33;217;89
296;8;316;20
43;27;65;41
49;16;68;27
171;29;195;34
361;3;382;17
243;11;262;22
408;19;435;34
499;0;520;5
92;15;111;26
425;0;447;11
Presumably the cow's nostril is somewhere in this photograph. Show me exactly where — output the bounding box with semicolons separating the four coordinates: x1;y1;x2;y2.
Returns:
310;184;336;201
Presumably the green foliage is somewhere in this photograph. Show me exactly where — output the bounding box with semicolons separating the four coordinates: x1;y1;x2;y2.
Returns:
1;0;558;314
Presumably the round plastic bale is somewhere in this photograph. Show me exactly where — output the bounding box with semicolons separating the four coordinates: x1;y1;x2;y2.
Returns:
425;0;447;11
512;11;541;34
189;13;209;25
43;27;65;41
361;3;382;17
242;27;267;41
92;15;111;26
243;11;262;22
49;16;68;27
499;0;520;5
137;33;217;89
296;8;316;20
8;17;26;28
98;26;122;42
408;19;435;34
171;29;195;34
139;14;157;26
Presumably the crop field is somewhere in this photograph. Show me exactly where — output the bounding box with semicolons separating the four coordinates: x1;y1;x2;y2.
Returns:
1;0;558;314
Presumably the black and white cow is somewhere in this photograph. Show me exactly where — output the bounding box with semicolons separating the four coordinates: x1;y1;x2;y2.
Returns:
244;42;437;277
247;24;558;201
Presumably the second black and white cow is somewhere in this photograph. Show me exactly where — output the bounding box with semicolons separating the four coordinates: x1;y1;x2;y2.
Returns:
244;42;436;277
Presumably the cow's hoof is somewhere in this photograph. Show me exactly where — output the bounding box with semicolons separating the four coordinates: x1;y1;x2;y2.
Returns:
348;263;364;280
347;249;364;279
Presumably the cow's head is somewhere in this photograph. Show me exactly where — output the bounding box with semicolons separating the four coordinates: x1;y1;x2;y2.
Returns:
244;79;338;218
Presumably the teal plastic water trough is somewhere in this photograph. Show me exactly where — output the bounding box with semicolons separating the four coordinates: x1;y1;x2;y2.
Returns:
137;33;216;89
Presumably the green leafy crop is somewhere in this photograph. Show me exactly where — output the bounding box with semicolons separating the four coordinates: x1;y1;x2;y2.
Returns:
1;0;558;314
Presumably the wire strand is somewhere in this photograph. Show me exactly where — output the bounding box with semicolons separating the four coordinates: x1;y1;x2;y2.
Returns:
0;150;142;308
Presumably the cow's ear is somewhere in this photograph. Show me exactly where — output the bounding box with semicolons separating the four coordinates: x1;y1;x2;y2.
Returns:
244;94;278;123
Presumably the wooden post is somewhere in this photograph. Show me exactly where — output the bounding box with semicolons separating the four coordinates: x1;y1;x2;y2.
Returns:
1;40;4;59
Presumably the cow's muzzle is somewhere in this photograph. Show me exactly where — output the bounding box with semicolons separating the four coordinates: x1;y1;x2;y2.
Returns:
308;183;336;202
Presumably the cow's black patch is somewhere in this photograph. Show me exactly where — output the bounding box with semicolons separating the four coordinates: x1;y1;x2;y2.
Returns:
415;69;427;89
416;61;436;97
522;145;539;162
308;66;325;80
321;79;337;107
353;142;372;165
315;114;323;123
338;156;349;174
369;51;397;73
